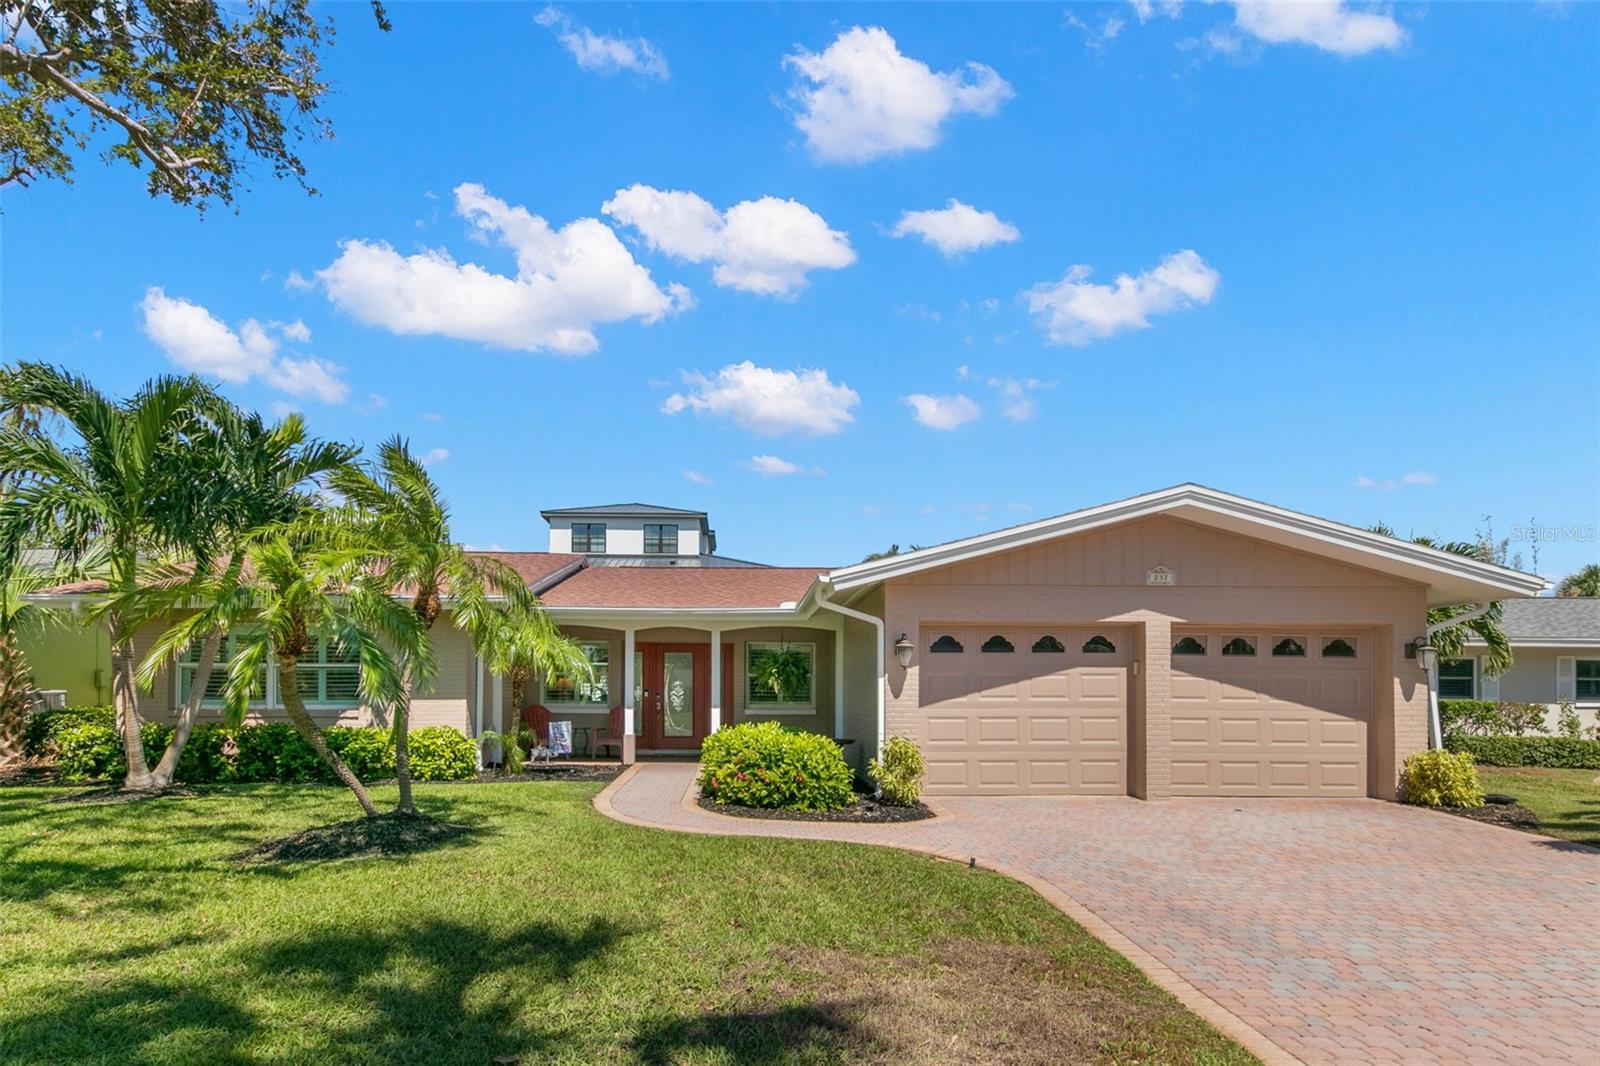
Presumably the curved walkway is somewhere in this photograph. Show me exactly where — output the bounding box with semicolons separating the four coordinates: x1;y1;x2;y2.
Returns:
596;763;1600;1066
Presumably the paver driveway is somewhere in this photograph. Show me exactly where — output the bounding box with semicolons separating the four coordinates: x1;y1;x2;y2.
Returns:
600;763;1600;1066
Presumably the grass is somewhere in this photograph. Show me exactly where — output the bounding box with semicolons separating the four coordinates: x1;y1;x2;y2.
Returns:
0;780;1257;1066
1477;766;1600;847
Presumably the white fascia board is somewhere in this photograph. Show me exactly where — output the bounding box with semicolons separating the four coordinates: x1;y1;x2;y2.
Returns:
1463;639;1600;649
544;605;805;628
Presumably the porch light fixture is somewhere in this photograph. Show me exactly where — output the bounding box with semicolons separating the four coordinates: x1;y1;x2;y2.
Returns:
893;633;914;669
1407;638;1437;673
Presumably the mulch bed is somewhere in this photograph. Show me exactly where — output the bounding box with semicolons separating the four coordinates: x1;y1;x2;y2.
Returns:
231;812;474;865
1438;801;1543;833
472;764;624;785
698;794;934;823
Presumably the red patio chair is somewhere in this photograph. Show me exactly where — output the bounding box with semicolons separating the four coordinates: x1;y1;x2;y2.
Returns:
520;705;552;764
591;705;624;760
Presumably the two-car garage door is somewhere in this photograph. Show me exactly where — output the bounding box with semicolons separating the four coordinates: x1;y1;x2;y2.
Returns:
915;624;1372;797
917;626;1129;796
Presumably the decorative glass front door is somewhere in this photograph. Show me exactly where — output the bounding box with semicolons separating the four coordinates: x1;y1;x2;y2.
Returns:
662;651;695;737
638;643;709;749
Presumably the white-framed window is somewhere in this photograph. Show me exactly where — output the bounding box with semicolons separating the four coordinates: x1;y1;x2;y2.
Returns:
176;633;267;707
175;631;363;709
1576;659;1600;702
1438;658;1476;700
297;635;362;706
543;641;610;705
745;641;816;713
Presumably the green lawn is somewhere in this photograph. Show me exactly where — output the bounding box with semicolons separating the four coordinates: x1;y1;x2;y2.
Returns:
1477;766;1600;847
0;781;1256;1066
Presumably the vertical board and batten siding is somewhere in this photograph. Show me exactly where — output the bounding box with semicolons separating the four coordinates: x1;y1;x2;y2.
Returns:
881;515;1430;799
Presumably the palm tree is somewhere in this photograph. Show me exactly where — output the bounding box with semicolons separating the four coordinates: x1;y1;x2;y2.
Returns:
0;364;217;790
329;437;587;813
1556;564;1600;598
158;523;429;816
111;406;357;789
1415;537;1513;675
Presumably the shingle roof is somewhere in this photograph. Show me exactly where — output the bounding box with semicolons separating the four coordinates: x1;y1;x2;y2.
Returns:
535;565;823;609
470;552;584;592
539;503;707;519
1495;598;1600;643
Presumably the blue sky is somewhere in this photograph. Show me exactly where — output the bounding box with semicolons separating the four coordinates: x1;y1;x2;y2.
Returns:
4;2;1597;577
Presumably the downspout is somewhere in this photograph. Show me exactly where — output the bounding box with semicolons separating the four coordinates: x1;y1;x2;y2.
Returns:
811;585;885;770
1423;603;1494;749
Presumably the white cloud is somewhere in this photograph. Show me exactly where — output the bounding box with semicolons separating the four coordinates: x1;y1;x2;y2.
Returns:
535;6;669;79
919;504;937;516
419;411;444;422
784;26;1013;164
319;183;690;355
1066;11;1127;52
1229;1;1404;56
283;270;314;292
904;393;980;430
419;448;451;466
860;504;882;516
662;361;859;437
604;184;854;297
988;377;1053;422
682;469;712;486
1025;250;1220;346
1129;0;1185;22
139;288;349;403
890;199;1020;257
744;454;816;477
1355;471;1437;490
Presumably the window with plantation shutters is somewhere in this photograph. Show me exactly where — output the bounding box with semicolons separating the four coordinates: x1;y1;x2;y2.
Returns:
298;636;362;705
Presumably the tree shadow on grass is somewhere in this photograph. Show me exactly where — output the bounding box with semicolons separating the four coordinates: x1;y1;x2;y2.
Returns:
630;1002;867;1065
1;916;630;1066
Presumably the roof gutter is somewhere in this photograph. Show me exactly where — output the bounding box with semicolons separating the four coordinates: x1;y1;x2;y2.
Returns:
810;578;884;771
1422;603;1495;750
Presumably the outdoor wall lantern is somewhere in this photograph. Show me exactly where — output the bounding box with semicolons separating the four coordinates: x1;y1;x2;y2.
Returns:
893;633;915;669
1406;638;1437;673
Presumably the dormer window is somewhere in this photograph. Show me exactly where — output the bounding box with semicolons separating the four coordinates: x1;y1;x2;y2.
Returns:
643;523;679;555
571;523;607;553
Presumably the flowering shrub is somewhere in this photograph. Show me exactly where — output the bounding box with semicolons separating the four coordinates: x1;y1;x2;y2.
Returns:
1401;750;1484;808
698;721;854;811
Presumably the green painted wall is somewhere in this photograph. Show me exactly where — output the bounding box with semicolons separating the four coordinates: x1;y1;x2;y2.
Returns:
19;623;111;706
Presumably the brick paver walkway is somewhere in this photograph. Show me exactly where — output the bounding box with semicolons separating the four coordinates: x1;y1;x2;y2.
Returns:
600;763;1600;1066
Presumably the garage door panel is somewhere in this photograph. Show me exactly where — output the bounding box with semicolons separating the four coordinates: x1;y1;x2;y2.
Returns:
918;626;1127;796
977;717;1018;743
1170;629;1370;797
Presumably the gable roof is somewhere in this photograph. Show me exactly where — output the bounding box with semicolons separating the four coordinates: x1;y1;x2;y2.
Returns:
536;565;823;611
821;484;1548;608
539;503;708;520
1472;598;1600;647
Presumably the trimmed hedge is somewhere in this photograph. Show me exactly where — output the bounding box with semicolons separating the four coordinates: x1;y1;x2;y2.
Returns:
38;713;474;783
1445;733;1600;770
1439;699;1550;737
23;705;115;757
698;721;854;811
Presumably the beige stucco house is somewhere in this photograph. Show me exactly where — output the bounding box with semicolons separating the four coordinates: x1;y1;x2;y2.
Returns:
30;486;1551;801
1452;598;1600;731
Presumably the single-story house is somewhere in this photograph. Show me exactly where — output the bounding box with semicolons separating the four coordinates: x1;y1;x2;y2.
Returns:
1452;598;1600;730
25;485;1551;800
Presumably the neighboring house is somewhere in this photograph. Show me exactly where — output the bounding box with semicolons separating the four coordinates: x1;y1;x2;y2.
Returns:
1450;598;1600;729
25;485;1547;801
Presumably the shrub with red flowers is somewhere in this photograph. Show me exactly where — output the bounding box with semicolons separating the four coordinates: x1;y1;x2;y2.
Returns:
697;721;854;811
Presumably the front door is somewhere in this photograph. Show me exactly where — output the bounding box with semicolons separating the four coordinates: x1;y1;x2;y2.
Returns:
640;643;710;749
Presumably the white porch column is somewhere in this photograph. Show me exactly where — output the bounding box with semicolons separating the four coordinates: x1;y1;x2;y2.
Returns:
473;653;485;769
709;629;722;733
622;627;637;764
491;671;503;737
833;615;845;740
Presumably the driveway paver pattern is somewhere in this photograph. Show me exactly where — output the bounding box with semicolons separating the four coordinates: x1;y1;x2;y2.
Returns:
602;763;1600;1066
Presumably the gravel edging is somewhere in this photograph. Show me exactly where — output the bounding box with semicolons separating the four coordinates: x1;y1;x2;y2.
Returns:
696;794;935;823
